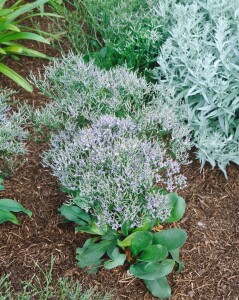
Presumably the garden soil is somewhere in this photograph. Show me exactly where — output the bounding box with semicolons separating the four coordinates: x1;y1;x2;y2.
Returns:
0;30;239;300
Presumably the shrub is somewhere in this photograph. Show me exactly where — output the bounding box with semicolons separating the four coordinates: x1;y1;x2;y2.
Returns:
138;83;192;164
29;53;152;130
43;115;187;299
43;116;186;229
154;0;239;175
50;0;168;78
0;90;28;175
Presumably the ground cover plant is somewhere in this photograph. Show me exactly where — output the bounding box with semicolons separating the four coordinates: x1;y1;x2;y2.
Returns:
50;0;168;78
155;0;239;175
43;116;187;298
0;89;28;175
26;53;192;163
28;53;152;131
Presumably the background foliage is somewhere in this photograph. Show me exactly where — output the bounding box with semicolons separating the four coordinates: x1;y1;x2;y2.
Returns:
155;0;239;175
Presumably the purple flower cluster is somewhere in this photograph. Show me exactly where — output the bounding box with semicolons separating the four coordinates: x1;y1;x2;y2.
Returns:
43;116;186;229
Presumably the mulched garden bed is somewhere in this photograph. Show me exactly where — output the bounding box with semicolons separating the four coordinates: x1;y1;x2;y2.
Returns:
0;35;239;300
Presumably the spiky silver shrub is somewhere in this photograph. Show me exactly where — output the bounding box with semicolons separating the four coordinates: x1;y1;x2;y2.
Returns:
154;0;239;175
30;53;152;130
0;90;28;173
43;116;186;229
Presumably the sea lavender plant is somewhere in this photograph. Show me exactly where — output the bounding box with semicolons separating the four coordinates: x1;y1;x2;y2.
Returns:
154;0;239;175
29;53;152;131
43;116;186;229
0;90;28;174
138;83;192;164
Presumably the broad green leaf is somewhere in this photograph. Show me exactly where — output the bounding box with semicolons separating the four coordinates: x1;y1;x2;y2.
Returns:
59;204;91;224
130;231;153;257
133;217;155;232
165;193;186;223
0;32;50;44
129;260;175;280
0;9;13;16
140;245;168;262
0;63;32;92
77;240;112;268
153;229;187;250
0;24;20;32
104;247;126;269
0;210;19;225
144;277;171;299
0;199;32;217
169;248;184;272
121;222;129;236
4;0;49;24
2;45;23;54
117;232;137;249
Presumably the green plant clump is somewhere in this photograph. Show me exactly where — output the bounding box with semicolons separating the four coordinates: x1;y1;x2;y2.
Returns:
155;0;239;175
0;0;59;91
50;0;168;78
0;89;28;175
43;116;187;299
28;53;152;130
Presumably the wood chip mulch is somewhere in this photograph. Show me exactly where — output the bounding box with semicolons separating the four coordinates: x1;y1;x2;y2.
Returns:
0;43;239;300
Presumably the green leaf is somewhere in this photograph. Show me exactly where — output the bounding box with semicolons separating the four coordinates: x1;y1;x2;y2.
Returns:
104;247;126;269
144;277;171;299
133;217;155;232
165;193;186;223
77;240;112;268
130;231;153;257
0;199;32;217
121;222;129;236
140;245;168;262
0;209;19;225
0;63;32;92
59;204;91;224
117;232;137;249
4;0;49;24
129;260;175;280
0;24;20;32
153;229;187;250
0;32;50;44
169;248;184;272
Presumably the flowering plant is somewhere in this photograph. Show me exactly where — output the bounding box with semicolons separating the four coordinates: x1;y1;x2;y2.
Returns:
43;116;187;298
43;116;186;229
60;197;186;299
0;90;28;175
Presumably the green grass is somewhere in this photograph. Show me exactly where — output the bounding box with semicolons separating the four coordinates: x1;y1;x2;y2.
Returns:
0;258;111;300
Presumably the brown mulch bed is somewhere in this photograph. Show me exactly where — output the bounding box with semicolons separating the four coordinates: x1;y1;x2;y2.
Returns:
0;20;239;300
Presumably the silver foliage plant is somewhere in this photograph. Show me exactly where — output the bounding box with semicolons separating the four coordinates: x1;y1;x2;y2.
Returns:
154;0;239;175
29;53;152;129
138;84;192;164
43;116;186;229
27;53;191;163
0;90;28;172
